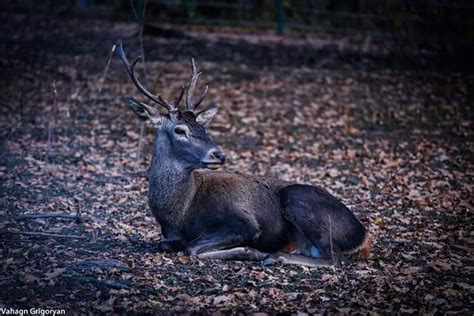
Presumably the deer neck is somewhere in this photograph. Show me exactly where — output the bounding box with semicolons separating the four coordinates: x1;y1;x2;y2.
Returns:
148;139;196;229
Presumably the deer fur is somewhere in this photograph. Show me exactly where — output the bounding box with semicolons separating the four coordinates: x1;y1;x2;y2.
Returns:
116;42;371;267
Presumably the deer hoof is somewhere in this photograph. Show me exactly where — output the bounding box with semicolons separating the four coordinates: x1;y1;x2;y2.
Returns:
185;246;199;256
261;254;280;266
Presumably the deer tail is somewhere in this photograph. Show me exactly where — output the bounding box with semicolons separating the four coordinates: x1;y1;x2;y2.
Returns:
347;232;372;260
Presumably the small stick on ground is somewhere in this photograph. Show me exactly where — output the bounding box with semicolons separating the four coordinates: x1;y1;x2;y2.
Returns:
46;81;58;161
65;85;84;147
92;43;117;123
64;275;131;290
136;122;146;165
0;239;34;243
5;230;87;240
0;276;13;282
69;259;132;272
95;44;117;101
14;212;81;222
328;214;334;262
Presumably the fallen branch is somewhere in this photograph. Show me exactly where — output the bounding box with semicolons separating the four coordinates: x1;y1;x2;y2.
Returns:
69;259;132;272
328;214;334;262
64;275;156;294
14;212;81;222
65;275;131;290
0;239;32;243
6;230;87;240
0;276;13;282
452;245;473;254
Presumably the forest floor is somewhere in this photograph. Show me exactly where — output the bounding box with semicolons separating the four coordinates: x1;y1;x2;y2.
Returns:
0;12;473;314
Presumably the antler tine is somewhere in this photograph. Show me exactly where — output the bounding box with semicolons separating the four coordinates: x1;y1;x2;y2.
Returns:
186;58;208;112
192;85;208;111
157;95;175;112
186;58;199;111
174;86;185;107
116;41;174;113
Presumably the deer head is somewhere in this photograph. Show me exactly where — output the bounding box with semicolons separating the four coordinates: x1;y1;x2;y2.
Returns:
116;42;225;170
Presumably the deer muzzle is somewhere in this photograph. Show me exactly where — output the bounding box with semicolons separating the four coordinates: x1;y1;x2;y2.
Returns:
202;148;226;169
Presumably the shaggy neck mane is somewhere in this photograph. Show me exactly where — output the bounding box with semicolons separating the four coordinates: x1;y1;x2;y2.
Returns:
148;136;196;228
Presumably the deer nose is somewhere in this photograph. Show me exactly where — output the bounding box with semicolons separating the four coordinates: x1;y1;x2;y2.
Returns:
205;148;226;163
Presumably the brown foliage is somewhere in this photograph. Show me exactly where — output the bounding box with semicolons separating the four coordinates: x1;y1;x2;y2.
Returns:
0;12;472;314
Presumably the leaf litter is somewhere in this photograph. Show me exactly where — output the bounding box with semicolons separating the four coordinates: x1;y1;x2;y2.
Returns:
0;12;472;314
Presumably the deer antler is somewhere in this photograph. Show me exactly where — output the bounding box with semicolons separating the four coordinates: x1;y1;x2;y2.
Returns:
174;86;185;108
186;58;209;112
116;41;177;113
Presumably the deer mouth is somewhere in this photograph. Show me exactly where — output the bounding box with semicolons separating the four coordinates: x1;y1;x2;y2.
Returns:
202;162;223;170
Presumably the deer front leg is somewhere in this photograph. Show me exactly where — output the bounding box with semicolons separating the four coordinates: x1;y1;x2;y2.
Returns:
185;232;248;256
184;213;261;255
197;247;334;267
155;239;186;253
197;247;269;261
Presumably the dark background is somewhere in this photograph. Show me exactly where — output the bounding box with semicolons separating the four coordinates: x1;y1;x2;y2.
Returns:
3;0;474;72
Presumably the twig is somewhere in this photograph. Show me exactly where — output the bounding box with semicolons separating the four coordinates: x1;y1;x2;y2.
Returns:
130;0;148;165
136;122;146;164
65;275;131;290
91;44;117;123
5;230;87;240
130;0;148;85
0;276;13;282
0;239;33;243
139;1;148;85
452;245;473;254
65;85;81;146
14;213;81;222
96;44;117;99
130;0;140;23
69;259;132;272
328;215;334;262
46;81;58;161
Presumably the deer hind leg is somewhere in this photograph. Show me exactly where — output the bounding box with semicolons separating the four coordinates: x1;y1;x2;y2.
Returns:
279;184;350;265
285;218;343;266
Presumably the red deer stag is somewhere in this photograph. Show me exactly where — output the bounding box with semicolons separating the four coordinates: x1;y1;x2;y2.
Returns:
117;42;371;267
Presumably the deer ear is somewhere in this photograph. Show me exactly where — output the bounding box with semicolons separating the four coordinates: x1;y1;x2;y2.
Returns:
196;107;218;127
126;97;164;126
127;97;151;121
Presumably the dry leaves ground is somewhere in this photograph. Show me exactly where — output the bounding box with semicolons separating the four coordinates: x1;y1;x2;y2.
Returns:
0;12;473;314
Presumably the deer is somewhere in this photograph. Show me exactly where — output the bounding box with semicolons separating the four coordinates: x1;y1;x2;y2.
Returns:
116;42;372;267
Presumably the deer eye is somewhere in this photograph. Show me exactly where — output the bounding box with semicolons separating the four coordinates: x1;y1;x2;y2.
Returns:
174;126;189;137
